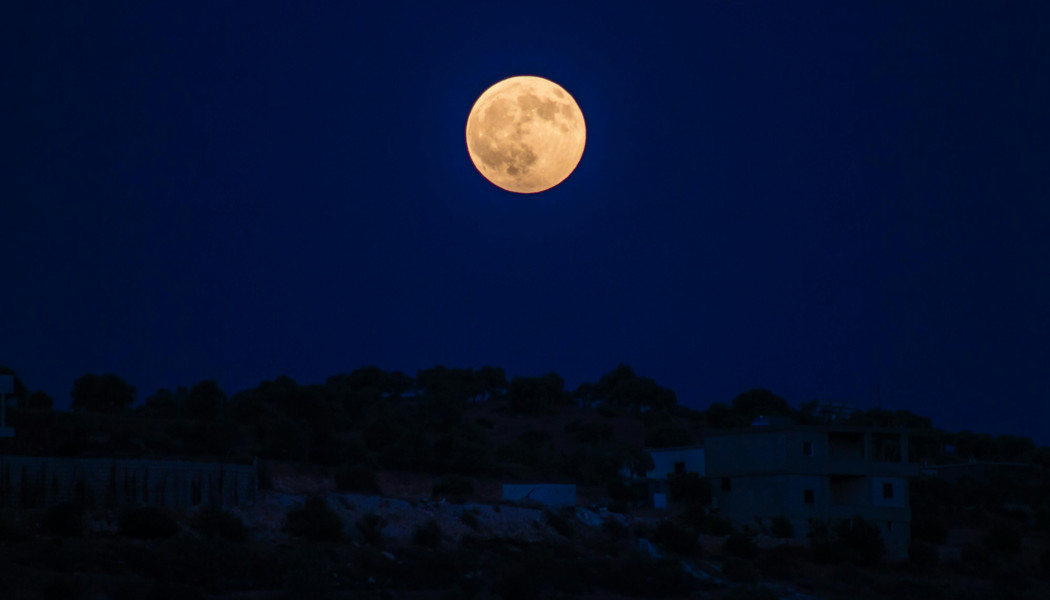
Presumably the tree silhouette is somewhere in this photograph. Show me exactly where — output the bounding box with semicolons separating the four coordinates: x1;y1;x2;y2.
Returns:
508;372;568;414
0;366;29;398
577;364;677;414
185;380;226;420
730;388;793;422
71;373;135;413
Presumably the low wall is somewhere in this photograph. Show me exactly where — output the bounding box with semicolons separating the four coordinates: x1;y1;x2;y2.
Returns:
502;483;576;508
0;455;257;509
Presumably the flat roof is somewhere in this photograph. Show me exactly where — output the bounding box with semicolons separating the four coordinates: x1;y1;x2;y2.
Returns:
705;424;912;436
645;444;705;452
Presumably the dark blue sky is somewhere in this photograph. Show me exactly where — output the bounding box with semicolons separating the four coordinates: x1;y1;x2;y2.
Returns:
4;2;1048;443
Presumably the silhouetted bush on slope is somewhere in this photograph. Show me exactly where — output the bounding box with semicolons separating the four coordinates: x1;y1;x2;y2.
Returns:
119;506;179;539
284;497;343;542
189;505;248;542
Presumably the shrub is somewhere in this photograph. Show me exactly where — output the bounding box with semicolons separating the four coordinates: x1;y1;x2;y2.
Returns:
807;520;839;565
606;480;646;505
982;525;1021;554
724;531;757;560
601;517;627;539
334;464;379;492
257;460;273;490
834;516;885;567
908;540;939;568
189;505;248;542
413;519;443;548
119;506;178;539
911;516;948;544
667;472;711;506
653;519;699;555
757;545;802;581
43;577;84;600
43;500;85;537
960;543;995;576
703;515;735;536
432;475;474;499
356;512;387;547
544;509;574;538
458;510;480;531
284;497;343;542
722;557;757;583
770;515;794;539
724;586;779;600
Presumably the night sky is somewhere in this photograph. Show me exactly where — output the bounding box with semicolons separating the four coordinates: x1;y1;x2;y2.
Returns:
4;2;1049;444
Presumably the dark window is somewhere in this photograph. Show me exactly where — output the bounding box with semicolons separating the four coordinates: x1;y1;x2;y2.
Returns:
883;482;894;499
803;441;813;456
674;461;686;475
887;521;893;532
721;477;731;492
804;489;814;505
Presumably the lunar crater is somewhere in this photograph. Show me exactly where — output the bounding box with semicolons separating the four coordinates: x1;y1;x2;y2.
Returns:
466;76;585;193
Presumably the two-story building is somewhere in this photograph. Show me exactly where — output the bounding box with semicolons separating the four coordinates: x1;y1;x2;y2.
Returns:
641;444;705;509
705;424;918;558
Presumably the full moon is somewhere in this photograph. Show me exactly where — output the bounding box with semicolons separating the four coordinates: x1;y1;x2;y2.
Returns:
466;76;586;193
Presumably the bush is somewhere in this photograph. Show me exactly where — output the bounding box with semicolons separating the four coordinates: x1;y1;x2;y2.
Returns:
960;543;995;576
722;557;757;583
911;516;948;544
43;500;85;537
908;540;939;568
807;520;839;565
757;544;802;581
834;516;885;567
724;531;757;559
601;517;627;539
653;519;700;555
413;519;443;548
119;506;178;539
334;464;379;492
770;515;793;539
703;514;735;536
432;475;474;499
43;577;84;600
257;460;273;490
724;586;779;600
606;480;647;505
982;525;1021;554
284;497;343;542
356;512;387;547
458;510;480;531
544;509;574;538
667;472;711;506
189;505;248;542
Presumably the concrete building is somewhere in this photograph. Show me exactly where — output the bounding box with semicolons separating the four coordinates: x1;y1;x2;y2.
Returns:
648;445;706;479
643;445;705;509
706;425;918;559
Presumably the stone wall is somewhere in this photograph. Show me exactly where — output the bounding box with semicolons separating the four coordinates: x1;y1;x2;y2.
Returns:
0;455;257;509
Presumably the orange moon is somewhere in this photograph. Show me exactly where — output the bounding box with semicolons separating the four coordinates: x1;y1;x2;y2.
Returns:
466;76;586;193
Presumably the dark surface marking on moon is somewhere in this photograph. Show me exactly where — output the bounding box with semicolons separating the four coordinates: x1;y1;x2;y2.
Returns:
518;93;561;122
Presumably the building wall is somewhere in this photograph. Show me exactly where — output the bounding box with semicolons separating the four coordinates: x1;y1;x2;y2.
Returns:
648;447;705;479
707;427;916;559
502;484;576;507
0;455;257;509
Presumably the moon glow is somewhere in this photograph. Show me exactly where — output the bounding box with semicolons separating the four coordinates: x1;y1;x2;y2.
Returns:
466;76;586;193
